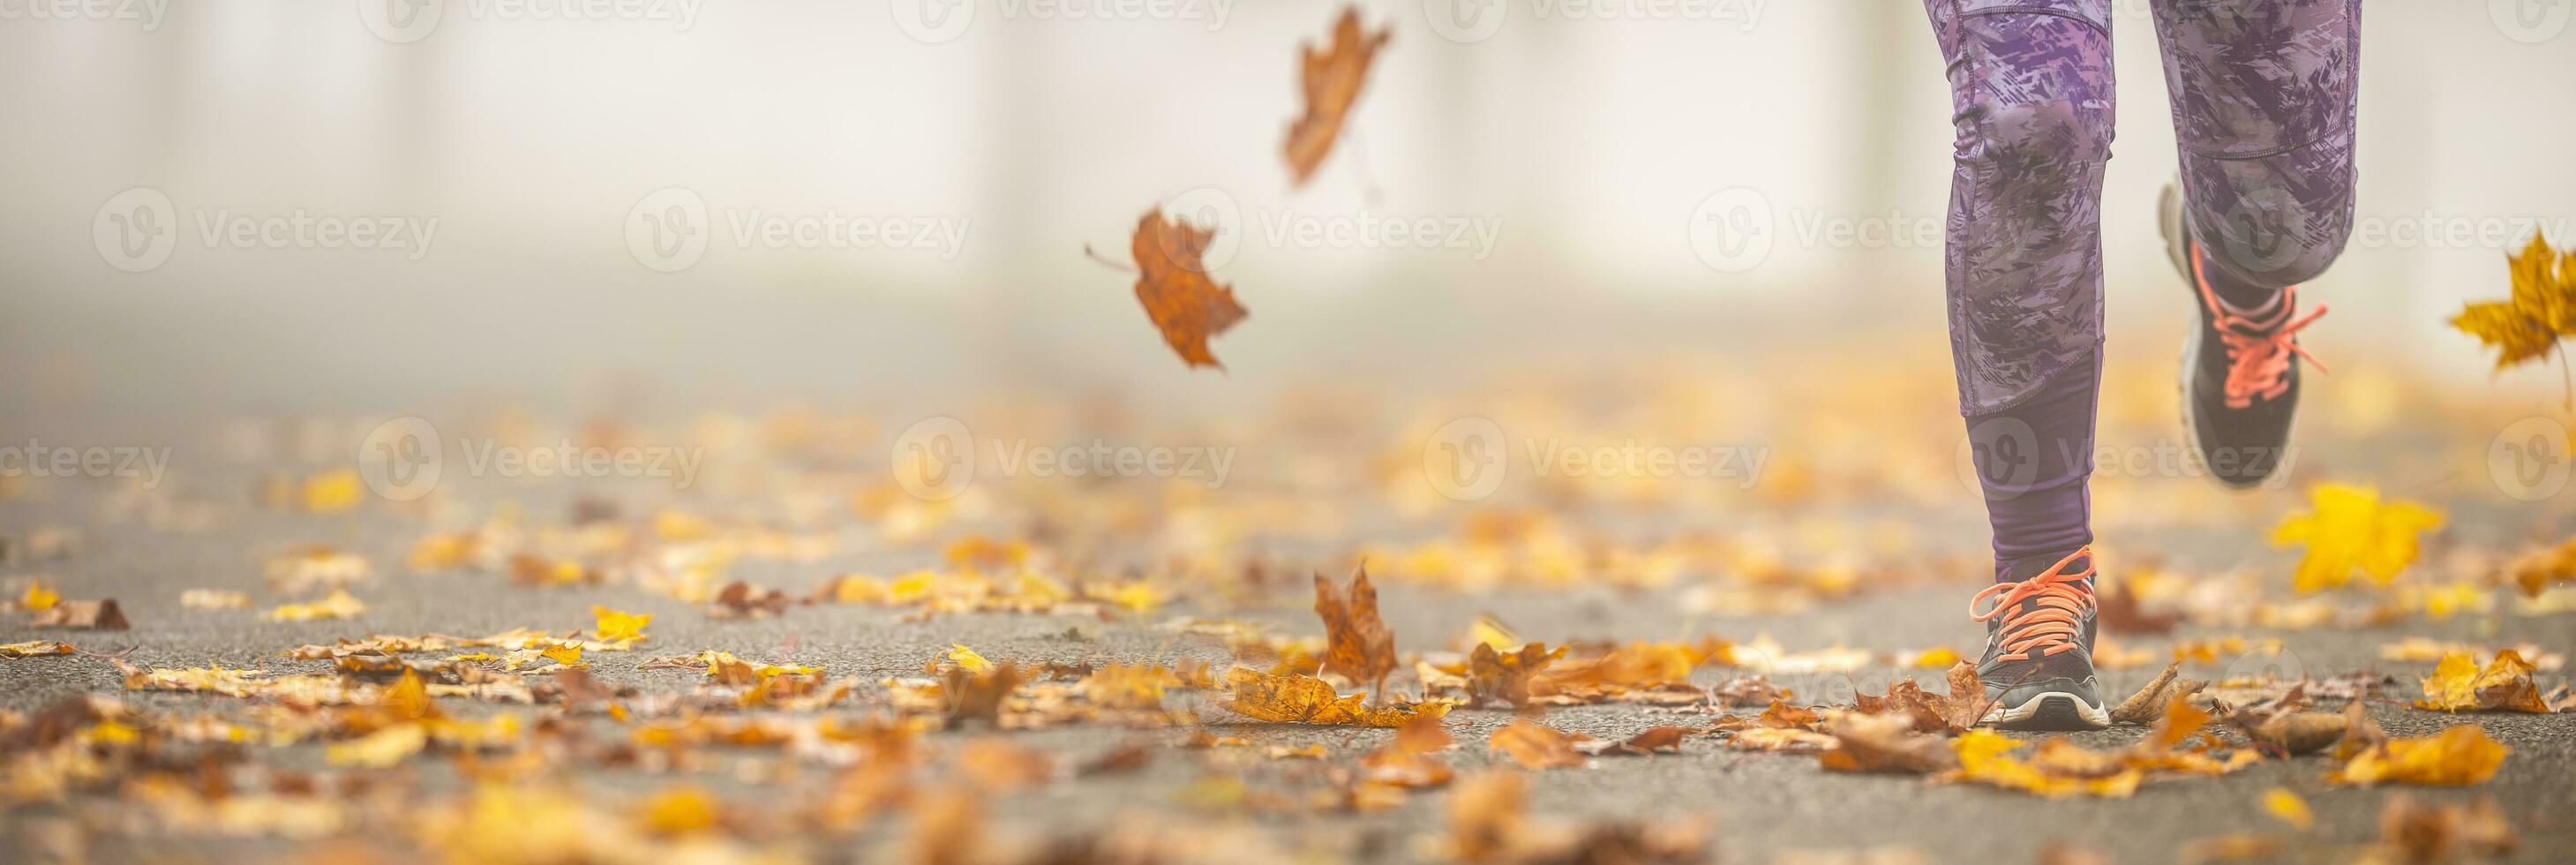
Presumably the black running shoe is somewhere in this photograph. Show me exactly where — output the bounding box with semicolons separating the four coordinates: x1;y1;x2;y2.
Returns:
2160;184;2329;490
1970;546;2108;730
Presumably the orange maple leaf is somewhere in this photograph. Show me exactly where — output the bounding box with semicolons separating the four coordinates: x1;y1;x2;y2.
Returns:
1282;8;1390;187
1130;208;1248;369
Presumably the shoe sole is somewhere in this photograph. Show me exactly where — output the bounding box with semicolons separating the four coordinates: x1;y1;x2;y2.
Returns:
1982;690;2112;731
2161;182;2279;493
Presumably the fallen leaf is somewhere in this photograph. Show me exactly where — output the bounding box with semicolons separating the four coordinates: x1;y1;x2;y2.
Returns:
262;590;365;622
1488;718;1588;769
1573;726;1689;757
946;643;995;675
180;589;252;610
1281;7;1389;186
2262;788;2313;831
2271;483;2445;593
0;640;77;658
1129;208;1249;370
19;581;60;612
2097;577;2180;635
2412;650;2550;713
590;606;651;643
1312;562;1396;697
30;599;129;630
1467;641;1567;708
1818;711;1958;774
2110;662;2208;725
2377;794;2518;861
2334;725;2509;786
1220;666;1446;727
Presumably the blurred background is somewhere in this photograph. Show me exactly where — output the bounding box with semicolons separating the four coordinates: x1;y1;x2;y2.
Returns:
2;0;2571;440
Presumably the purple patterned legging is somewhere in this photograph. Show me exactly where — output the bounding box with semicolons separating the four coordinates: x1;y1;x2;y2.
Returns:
1927;0;2361;573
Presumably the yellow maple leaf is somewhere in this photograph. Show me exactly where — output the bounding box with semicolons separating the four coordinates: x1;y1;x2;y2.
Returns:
947;643;993;674
2453;235;2576;368
327;724;426;768
19;582;59;612
2335;725;2510;786
540;643;583;666
2270;484;2445;593
590;606;652;643
1944;730;2144;798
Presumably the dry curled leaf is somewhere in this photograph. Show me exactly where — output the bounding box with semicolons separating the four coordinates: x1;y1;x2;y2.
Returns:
2378;794;2518;861
1573;726;1689;757
1468;641;1566;709
2412;650;2551;713
2334;725;2509;786
1281;7;1389;186
1128;208;1249;370
1817;711;1958;774
30;598;129;630
2110;662;2208;726
1312;562;1396;698
1220;666;1446;727
943;662;1029;729
1488;718;1588;770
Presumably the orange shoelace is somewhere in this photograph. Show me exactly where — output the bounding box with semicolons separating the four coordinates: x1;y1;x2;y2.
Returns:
2192;247;2329;409
1969;546;2097;662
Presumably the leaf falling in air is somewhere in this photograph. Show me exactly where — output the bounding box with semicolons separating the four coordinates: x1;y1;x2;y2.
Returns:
1129;208;1248;369
2450;234;2576;372
1281;7;1389;187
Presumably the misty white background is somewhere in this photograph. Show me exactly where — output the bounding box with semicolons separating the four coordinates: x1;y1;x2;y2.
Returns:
3;0;2572;428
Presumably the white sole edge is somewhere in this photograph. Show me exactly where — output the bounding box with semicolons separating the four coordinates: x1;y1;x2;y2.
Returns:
1980;691;2113;729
